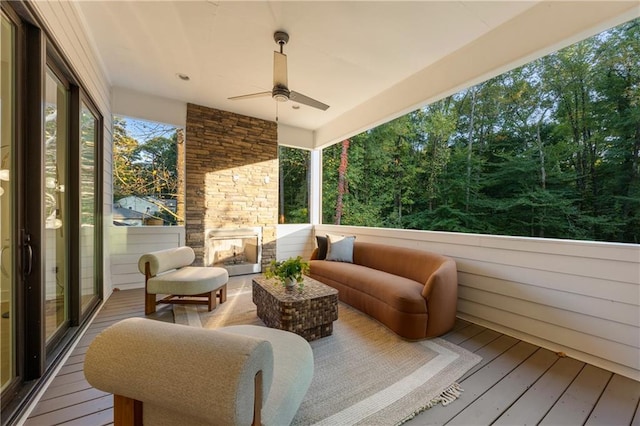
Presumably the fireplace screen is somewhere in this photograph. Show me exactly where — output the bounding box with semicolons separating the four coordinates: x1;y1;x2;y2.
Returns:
205;227;262;276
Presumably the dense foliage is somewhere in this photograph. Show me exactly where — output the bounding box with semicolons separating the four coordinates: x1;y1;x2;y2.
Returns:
279;146;310;223
322;19;640;243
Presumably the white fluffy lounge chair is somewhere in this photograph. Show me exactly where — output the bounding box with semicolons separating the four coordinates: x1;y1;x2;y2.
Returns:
139;246;229;315
84;318;314;426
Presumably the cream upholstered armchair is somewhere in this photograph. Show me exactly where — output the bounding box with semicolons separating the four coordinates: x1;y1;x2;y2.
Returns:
84;318;314;426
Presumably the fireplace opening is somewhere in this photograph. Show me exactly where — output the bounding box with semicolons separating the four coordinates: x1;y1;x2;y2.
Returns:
205;227;262;276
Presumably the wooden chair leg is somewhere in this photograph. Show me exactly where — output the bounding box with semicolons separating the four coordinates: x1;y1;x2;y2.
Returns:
145;292;157;315
114;394;142;426
219;284;227;304
252;371;263;426
207;290;217;311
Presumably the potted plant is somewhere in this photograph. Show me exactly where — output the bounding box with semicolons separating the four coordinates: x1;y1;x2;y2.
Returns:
265;256;310;291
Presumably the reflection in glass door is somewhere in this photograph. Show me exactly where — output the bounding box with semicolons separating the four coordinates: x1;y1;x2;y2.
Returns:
44;68;68;344
0;11;15;393
79;103;98;314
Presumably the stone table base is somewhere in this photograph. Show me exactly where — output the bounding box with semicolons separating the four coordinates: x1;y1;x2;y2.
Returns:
252;275;338;341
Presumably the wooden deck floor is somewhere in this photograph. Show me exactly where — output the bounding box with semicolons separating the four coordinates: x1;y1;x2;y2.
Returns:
24;279;640;426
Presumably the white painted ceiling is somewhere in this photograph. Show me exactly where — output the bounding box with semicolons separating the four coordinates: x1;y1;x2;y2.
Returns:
74;1;639;145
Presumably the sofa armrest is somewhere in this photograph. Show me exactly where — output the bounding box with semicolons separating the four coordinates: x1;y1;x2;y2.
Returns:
310;248;319;260
421;259;458;337
84;318;273;425
421;259;457;299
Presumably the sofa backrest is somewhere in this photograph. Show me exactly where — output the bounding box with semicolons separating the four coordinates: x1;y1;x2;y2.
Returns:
353;241;450;285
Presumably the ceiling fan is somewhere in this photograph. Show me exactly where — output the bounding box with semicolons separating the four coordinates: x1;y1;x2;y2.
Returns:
228;31;330;111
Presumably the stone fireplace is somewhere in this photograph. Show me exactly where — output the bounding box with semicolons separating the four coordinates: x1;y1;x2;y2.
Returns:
185;103;278;269
205;227;262;276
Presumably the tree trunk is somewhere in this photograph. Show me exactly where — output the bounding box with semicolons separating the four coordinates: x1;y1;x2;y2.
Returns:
466;88;477;212
334;139;350;225
279;149;285;224
175;128;185;225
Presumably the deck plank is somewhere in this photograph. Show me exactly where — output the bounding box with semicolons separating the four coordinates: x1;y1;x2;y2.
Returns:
442;323;486;345
448;348;560;425
456;328;501;353
29;387;109;417
39;379;94;401
493;356;585;425
458;334;519;381
586;374;640;426
539;364;612;425
24;394;113;425
412;341;538;425
58;407;113;426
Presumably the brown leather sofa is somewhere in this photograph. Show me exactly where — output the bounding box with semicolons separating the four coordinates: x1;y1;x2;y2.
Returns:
309;241;458;339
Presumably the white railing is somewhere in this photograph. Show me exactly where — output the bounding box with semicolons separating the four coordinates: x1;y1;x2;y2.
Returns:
109;226;185;291
313;225;640;381
108;223;639;381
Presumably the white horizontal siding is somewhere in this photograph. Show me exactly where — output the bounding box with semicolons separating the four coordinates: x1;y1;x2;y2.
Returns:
109;227;185;290
314;225;640;381
30;1;111;116
30;1;114;300
276;224;315;261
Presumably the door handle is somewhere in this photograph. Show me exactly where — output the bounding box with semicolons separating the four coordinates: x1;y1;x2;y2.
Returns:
23;232;33;277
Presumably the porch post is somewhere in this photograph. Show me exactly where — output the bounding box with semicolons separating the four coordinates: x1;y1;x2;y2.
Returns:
309;149;322;225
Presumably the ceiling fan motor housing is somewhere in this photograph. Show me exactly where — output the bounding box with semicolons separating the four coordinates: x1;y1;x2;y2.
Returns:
272;85;290;102
274;31;289;47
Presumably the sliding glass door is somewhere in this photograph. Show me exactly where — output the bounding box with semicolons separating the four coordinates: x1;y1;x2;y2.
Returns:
0;10;16;395
0;2;103;418
43;67;69;346
79;101;100;315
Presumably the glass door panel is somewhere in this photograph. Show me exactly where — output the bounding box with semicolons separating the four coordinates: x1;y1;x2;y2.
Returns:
44;68;68;344
0;11;15;392
79;103;97;313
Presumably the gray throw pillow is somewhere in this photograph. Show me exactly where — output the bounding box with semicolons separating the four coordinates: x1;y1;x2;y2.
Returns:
325;234;355;263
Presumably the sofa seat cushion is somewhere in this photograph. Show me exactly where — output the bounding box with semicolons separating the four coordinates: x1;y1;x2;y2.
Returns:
310;260;426;314
147;266;228;295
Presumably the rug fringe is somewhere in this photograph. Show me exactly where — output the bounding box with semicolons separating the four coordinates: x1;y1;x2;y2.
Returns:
395;382;464;426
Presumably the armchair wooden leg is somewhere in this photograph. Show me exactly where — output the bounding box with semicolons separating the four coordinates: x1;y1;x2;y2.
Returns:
219;284;227;304
207;290;217;311
252;371;263;426
114;394;142;426
145;292;157;315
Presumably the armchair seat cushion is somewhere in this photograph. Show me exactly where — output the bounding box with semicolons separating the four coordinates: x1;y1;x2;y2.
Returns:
147;266;228;295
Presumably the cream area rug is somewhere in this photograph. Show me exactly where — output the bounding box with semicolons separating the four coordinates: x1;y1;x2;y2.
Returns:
173;275;481;426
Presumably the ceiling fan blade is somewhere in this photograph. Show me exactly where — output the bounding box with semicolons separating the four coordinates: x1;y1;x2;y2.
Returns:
228;91;271;101
289;91;330;111
273;51;288;88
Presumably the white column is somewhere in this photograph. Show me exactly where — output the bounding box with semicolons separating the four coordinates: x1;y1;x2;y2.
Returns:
309;149;322;225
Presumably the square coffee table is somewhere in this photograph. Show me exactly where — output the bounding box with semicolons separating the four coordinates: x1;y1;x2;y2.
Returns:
252;275;338;341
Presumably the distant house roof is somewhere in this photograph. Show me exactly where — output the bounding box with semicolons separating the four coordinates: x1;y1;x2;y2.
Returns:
113;206;145;220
